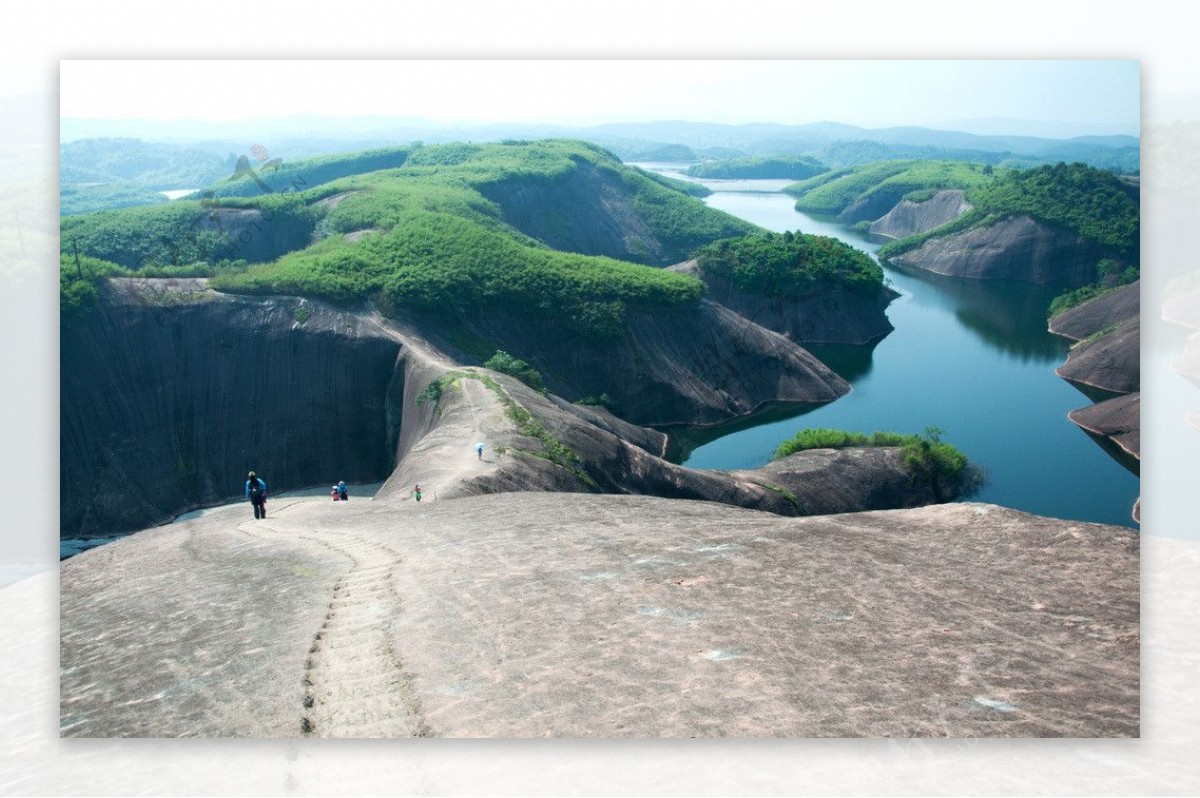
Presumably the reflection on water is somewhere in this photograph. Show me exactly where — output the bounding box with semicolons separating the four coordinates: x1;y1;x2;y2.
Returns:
886;261;1068;361
806;341;880;383
652;177;1139;528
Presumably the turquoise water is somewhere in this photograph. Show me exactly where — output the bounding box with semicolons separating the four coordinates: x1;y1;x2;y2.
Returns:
665;181;1139;528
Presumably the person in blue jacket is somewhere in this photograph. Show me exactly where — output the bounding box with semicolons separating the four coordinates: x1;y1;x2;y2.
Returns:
337;481;348;501
245;471;268;519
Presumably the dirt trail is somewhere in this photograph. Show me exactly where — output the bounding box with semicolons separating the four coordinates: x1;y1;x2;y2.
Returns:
242;515;431;738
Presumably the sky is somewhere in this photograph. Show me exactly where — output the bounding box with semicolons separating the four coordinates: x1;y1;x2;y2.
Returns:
59;59;1142;138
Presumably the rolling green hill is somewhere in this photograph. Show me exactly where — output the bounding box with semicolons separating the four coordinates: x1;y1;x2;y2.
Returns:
876;161;1140;262
60;139;757;337
784;159;1003;217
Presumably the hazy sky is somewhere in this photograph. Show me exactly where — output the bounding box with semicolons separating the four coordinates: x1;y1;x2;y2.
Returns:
60;60;1141;137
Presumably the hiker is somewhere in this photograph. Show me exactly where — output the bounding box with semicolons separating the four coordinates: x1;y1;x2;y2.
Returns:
245;471;268;519
413;484;422;502
475;441;485;460
337;481;349;501
331;485;340;501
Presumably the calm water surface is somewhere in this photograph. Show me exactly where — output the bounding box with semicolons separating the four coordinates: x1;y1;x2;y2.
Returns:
645;167;1139;527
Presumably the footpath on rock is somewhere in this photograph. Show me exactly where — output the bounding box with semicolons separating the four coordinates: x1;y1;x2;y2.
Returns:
61;488;1139;738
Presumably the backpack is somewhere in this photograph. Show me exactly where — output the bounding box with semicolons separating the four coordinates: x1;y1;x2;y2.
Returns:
249;479;264;499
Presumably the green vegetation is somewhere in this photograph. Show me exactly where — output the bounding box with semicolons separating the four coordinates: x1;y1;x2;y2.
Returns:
575;392;613;409
60;192;321;269
773;426;982;502
60;183;169;216
695;230;884;296
785;159;1001;216
64;139;760;338
963;162;1139;254
204;146;412;199
60;138;230;189
686;155;828;181
484;350;545;392
878;162;1141;263
752;481;803;511
59;253;121;315
1047;259;1139;319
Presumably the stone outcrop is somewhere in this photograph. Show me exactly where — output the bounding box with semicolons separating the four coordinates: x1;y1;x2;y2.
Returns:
1049;282;1140;514
869;189;972;239
837;185;914;224
376;361;946;519
1069;393;1140;462
59;278;879;538
409;300;849;427
1056;317;1140;396
59;494;1139;738
890;215;1113;287
670;260;897;345
60;278;407;538
1049;281;1139;341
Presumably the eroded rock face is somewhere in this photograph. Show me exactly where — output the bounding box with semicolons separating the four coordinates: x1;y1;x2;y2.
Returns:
1049;281;1139;342
672;261;897;345
869;189;972;240
1049;281;1140;514
61;280;857;537
60;279;405;537
891;215;1111;286
479;161;751;266
411;300;850;427
1056;316;1140;395
1069;393;1140;461
838;185;913;224
379;367;938;519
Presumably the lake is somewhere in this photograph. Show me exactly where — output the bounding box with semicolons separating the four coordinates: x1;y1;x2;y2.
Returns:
639;165;1139;528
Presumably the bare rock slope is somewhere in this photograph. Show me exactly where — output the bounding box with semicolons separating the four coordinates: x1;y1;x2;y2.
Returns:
869;189;972;240
891;215;1112;286
60;493;1139;738
670;260;897;346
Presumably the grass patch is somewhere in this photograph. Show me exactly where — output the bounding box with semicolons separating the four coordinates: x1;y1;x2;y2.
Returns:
753;481;804;511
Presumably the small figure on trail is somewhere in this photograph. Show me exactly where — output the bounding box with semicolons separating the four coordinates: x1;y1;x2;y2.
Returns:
413;484;423;502
331;485;340;501
337;481;348;501
245;471;268;519
475;441;485;460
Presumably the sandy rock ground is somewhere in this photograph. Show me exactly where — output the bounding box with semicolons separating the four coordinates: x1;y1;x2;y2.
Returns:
60;492;1138;738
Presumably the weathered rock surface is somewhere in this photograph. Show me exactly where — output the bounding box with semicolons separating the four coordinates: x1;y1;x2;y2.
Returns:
377;364;943;519
891;215;1112;287
1069;393;1140;461
838;185;914;224
60;279;405;538
1049;282;1140;515
411;300;849;427
59;279;884;538
869;189;972;239
671;260;897;345
59;494;1139;738
1049;281;1140;341
1056;316;1140;395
